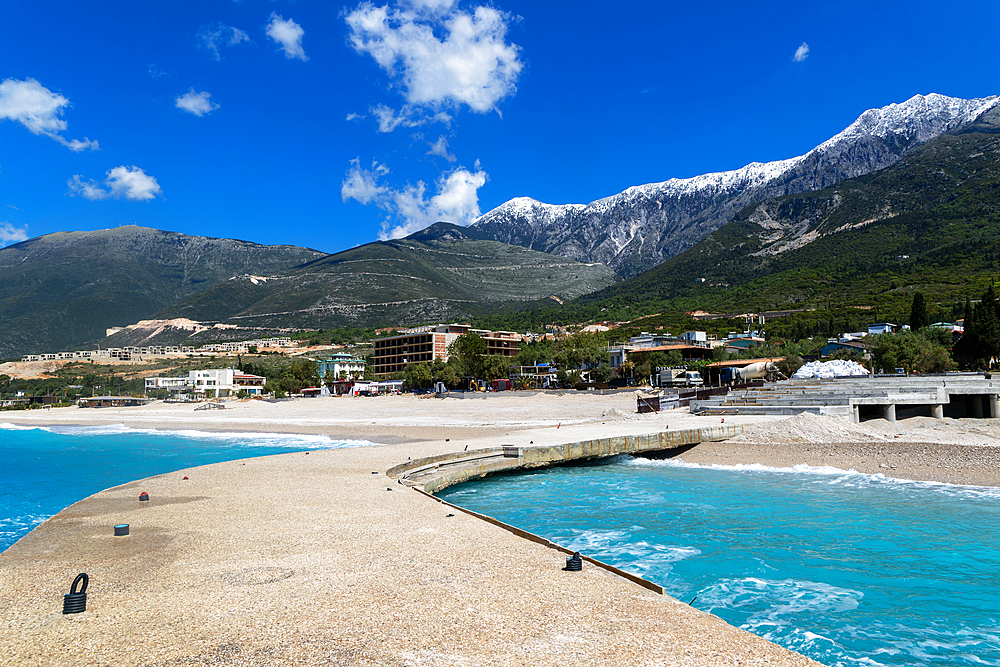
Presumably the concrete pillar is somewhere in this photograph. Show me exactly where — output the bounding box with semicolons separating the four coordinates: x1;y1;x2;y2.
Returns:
932;404;944;420
971;396;984;419
991;395;999;419
883;403;896;423
852;405;860;424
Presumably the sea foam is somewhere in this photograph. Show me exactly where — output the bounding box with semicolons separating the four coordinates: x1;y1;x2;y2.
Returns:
2;422;376;450
625;456;1000;499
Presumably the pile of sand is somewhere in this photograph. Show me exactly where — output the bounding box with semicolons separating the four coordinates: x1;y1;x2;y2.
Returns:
731;411;1000;447
729;412;886;444
600;407;635;421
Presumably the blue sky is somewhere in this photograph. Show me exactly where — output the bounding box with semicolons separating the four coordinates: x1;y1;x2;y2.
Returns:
1;0;998;253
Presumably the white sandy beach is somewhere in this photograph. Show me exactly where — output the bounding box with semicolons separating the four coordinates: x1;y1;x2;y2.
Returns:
5;391;999;485
2;390;999;666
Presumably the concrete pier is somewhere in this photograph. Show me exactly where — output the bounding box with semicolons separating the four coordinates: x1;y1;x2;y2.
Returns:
389;424;743;494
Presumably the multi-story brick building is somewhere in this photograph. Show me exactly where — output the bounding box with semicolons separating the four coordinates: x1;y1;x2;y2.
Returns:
371;323;519;377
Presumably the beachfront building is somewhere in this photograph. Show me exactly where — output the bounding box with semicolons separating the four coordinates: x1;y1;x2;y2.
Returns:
145;376;192;398
607;331;713;369
144;369;266;398
79;396;151;408
509;364;559;389
371;324;519;377
190;369;266;397
316;353;366;381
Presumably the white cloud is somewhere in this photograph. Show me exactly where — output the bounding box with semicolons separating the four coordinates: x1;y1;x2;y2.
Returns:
345;1;522;130
148;64;170;78
63;138;98;151
67;175;107;200
341;158;388;204
198;23;251;61
266;13;308;61
427;135;456;161
175;88;220;117
0;221;28;247
68;166;163;201
407;0;458;13
341;158;487;239
793;42;810;63
0;78;98;151
371;104;408;132
368;103;452;132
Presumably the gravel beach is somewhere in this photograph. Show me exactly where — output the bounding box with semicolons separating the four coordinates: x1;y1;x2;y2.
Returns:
2;391;997;666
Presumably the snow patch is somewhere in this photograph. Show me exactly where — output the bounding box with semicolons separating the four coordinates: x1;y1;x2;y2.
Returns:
475;93;999;224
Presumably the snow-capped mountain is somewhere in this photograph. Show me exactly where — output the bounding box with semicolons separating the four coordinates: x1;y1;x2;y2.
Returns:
471;93;1000;277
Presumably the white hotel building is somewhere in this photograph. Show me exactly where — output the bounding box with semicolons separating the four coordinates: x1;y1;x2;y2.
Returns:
145;369;266;398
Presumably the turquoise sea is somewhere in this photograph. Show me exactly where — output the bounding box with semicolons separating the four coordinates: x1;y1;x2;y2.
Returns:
0;422;373;553
6;423;998;666
439;456;1000;667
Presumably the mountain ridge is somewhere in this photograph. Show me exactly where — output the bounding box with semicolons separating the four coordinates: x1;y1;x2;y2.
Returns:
0;226;326;358
570;105;1000;319
472;93;999;277
150;221;618;333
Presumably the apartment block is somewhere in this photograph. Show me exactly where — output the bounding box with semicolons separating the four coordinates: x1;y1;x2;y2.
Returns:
371;323;519;377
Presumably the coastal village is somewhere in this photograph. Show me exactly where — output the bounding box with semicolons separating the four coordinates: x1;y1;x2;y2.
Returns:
0;307;983;427
0;316;876;399
2;10;999;663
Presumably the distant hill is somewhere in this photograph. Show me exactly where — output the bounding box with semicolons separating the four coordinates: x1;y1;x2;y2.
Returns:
472;93;999;277
576;103;1000;318
0;226;324;358
154;222;618;333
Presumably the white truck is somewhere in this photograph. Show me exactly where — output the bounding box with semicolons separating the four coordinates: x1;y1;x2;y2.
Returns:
656;367;704;388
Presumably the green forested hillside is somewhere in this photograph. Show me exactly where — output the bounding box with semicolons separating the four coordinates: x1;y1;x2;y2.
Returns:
478;113;1000;332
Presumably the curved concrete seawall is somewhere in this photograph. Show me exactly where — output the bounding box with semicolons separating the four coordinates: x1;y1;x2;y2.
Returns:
388;424;744;493
386;425;746;598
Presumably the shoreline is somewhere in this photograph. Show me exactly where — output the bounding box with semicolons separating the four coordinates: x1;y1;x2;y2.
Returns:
678;437;1000;488
2;394;999;665
4;397;999;487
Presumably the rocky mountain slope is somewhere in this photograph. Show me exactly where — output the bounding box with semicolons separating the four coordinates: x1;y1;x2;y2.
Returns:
472;93;999;277
154;222;618;332
581;103;1000;315
0;226;324;358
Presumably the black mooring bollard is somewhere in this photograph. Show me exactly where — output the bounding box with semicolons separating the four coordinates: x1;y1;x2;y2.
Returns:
63;573;89;614
564;552;582;572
